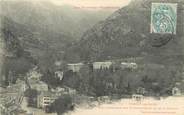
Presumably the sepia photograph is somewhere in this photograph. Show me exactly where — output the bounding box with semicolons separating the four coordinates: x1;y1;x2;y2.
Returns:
0;0;184;115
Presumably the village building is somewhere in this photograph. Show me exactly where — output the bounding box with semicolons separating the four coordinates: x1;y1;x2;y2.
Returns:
67;63;84;72
97;96;110;103
29;81;49;92
27;67;42;81
51;87;65;93
172;87;181;96
37;86;77;109
172;81;184;96
121;62;138;69
26;69;48;92
93;61;112;70
55;71;64;80
55;61;62;67
132;94;144;101
63;86;77;95
136;87;146;95
37;91;59;108
142;63;165;70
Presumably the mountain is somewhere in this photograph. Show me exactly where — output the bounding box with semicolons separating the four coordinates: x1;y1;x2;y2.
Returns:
0;0;114;63
1;1;114;41
0;0;115;77
65;0;184;65
0;17;36;86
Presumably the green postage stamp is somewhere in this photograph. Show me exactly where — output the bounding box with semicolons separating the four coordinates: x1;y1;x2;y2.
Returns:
151;3;177;34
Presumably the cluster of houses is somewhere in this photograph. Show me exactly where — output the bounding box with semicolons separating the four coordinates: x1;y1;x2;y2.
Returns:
37;91;58;108
2;57;182;114
66;61;138;73
36;87;76;109
54;59;184;97
53;57;145;79
53;60;139;82
26;65;184;109
24;68;77;110
23;60;138;111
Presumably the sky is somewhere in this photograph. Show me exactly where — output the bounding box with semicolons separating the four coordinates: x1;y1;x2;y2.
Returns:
2;0;132;10
50;0;132;7
50;0;132;10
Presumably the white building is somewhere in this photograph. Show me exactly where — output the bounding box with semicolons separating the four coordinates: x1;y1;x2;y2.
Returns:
67;63;84;72
136;87;146;95
93;61;112;70
55;71;64;80
172;87;182;96
121;62;138;69
37;92;58;108
132;94;144;101
55;61;62;66
42;96;55;108
29;80;49;92
27;68;42;81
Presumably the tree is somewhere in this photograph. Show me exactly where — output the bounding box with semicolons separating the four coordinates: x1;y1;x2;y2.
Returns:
50;94;74;115
24;89;38;107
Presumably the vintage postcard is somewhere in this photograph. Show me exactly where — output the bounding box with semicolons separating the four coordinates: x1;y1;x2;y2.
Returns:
0;0;184;115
